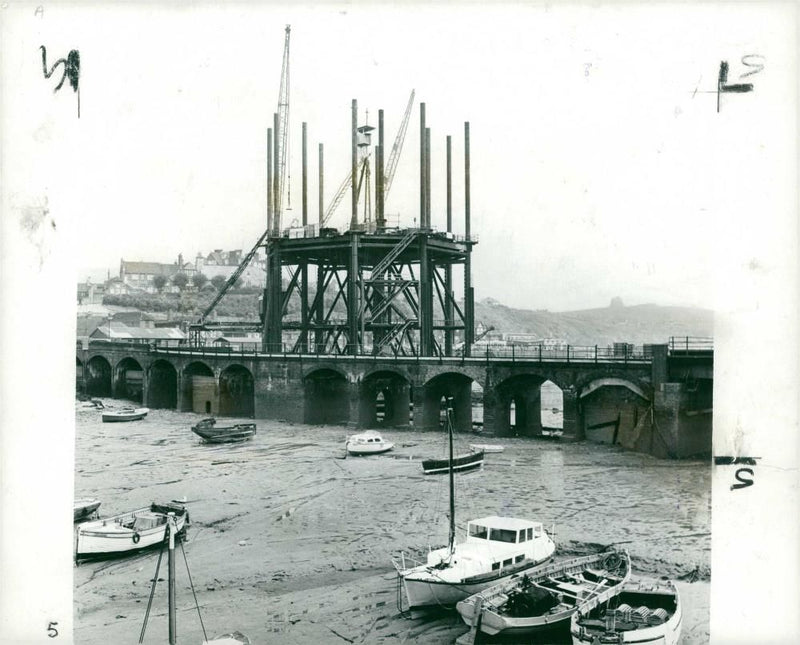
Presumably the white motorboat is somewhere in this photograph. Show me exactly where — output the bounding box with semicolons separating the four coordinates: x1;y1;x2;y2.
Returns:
102;406;149;422
571;577;682;645
456;550;631;639
75;501;188;560
346;430;394;455
393;401;556;609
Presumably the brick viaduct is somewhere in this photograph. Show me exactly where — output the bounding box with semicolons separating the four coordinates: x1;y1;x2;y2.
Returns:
77;341;712;458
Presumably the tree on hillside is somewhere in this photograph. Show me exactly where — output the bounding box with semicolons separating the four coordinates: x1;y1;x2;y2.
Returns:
153;275;167;293
211;274;227;291
192;272;208;290
172;272;189;291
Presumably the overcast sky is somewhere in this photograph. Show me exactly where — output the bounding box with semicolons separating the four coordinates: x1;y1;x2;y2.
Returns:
9;2;795;311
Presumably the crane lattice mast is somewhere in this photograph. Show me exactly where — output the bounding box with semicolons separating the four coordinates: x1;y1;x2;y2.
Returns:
275;24;291;227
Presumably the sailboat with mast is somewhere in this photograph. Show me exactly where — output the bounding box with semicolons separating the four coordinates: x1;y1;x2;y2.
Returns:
393;400;557;610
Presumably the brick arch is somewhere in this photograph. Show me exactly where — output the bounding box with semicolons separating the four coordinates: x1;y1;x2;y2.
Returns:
359;369;412;428
147;359;178;409
302;363;350;383
303;367;349;425
181;361;216;414
113;356;145;402
219;363;255;418
575;371;652;398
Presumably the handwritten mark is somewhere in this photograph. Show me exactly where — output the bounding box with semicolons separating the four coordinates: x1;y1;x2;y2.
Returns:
715;456;760;490
717;59;753;113
47;621;59;638
39;45;80;118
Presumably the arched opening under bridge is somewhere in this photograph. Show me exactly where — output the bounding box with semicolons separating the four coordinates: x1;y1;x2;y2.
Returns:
304;369;349;425
490;374;548;437
580;379;649;445
359;370;410;428
219;365;255;418
148;360;178;410
86;356;112;397
419;372;475;433
76;356;85;394
114;357;144;403
182;362;216;415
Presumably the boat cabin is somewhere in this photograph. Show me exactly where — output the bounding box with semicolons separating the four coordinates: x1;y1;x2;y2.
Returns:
349;431;385;444
466;516;545;545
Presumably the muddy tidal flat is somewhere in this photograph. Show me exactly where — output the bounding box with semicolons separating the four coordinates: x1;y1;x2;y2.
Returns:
75;402;710;644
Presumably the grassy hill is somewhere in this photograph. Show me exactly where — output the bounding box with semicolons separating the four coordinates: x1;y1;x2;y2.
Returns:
474;298;713;346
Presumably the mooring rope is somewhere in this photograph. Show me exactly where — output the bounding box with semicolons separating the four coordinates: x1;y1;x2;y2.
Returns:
180;537;208;642
138;537;166;643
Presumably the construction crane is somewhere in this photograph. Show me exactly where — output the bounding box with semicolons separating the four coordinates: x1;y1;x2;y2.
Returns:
275;24;291;225
322;89;415;227
196;26;290;325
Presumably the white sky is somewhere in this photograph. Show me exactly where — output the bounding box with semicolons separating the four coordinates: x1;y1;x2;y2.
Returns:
8;1;793;311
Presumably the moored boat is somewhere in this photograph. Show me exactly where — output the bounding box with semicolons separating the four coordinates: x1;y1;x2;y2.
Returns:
75;501;188;560
73;498;101;522
192;418;257;443
101;406;149;422
470;443;504;453
456;549;631;638
345;430;394;455
422;450;484;474
394;399;556;609
571;577;682;645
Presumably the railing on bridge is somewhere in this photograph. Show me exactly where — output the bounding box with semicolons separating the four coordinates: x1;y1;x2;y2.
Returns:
87;338;655;366
668;336;714;354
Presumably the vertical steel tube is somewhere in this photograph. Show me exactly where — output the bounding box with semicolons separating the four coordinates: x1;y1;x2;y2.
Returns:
302;122;308;226
419;102;426;229
446;135;452;233
464;122;473;355
273;112;280;234
445;135;453;355
351;99;358;230
318;143;324;228
377;108;385;229
267;129;273;235
425;127;431;229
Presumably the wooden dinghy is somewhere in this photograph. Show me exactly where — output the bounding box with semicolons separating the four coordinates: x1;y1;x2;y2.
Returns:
102;406;149;422
73;498;101;522
422;449;484;474
456;550;631;639
571;577;682;645
191;418;257;443
75;501;188;561
470;443;504;453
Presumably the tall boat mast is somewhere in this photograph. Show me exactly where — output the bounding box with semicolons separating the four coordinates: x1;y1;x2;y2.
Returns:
447;400;456;554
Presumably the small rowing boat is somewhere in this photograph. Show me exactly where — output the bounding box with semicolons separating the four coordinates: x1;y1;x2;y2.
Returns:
456;550;631;639
73;498;101;522
422;450;484;474
101;406;149;422
191;418;257;443
571;577;682;645
75;501;188;561
470;443;504;453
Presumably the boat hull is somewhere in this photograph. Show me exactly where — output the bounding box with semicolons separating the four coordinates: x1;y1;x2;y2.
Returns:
102;408;149;423
76;503;188;560
401;554;554;609
73;499;101;522
456;551;631;637
192;423;257;443
347;442;394;455
422;450;484;474
571;580;682;645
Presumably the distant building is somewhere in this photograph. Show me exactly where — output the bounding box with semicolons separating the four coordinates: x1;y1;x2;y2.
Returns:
119;254;196;294
90;321;185;345
195;249;265;288
77;278;106;305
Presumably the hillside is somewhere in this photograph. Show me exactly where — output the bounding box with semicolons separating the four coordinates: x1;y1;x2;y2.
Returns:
474;298;713;346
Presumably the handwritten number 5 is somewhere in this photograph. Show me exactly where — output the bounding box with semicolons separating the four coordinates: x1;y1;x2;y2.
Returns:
47;622;58;638
39;46;80;93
